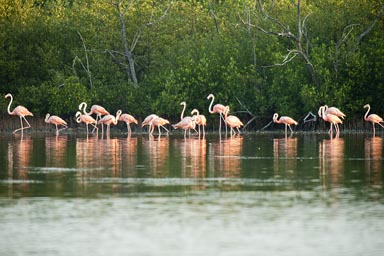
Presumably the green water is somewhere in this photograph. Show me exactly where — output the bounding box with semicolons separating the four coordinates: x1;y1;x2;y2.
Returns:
0;132;383;255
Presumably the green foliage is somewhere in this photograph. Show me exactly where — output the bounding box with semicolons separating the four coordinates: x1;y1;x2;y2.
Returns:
0;0;383;125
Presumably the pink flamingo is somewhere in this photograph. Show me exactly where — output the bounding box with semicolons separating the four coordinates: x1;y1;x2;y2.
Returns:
150;117;170;135
207;94;227;133
5;93;33;134
142;114;159;133
364;104;384;135
224;106;243;135
119;113;138;135
75;111;98;135
172;116;197;138
318;105;346;120
45;113;67;135
191;109;207;137
320;106;342;135
98;110;122;134
79;102;109;132
272;113;298;137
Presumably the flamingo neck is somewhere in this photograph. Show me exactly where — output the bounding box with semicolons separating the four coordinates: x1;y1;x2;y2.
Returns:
75;112;82;123
6;94;13;115
364;105;370;121
181;102;186;120
81;102;91;115
208;95;215;114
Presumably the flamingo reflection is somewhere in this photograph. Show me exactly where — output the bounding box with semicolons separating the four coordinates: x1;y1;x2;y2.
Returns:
364;137;382;186
175;137;207;180
120;136;138;177
273;137;298;177
319;137;345;187
7;135;33;193
209;136;243;178
143;135;170;177
45;135;68;167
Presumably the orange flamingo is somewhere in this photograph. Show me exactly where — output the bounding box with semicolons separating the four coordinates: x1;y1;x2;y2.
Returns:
119;113;138;135
224;106;243;135
5;93;33;134
45;113;67;135
75;111;98;135
273;113;298;137
98;110;122;134
364;104;384;135
150;117;170;135
191;109;207;137
207;94;227;133
142;114;159;133
320;106;342;135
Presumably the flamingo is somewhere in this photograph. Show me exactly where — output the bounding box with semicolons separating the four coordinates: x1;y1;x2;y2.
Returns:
119;113;138;135
224;106;243;135
141;114;159;133
4;93;33;134
207;94;227;134
45;113;67;135
172;116;197;138
320;106;343;135
191;109;207;137
150;117;170;135
364;104;384;135
318;105;346;119
79;102;109;132
98;110;122;134
75;111;98;135
272;113;298;137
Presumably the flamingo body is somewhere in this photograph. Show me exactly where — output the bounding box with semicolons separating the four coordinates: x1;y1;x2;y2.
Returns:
5;93;33;133
119;113;138;135
45;114;67;134
364;104;384;135
273;113;298;136
150;117;170;135
207;94;227;133
98;110;122;134
75;111;98;135
172;116;197;137
191;109;207;137
224;106;243;135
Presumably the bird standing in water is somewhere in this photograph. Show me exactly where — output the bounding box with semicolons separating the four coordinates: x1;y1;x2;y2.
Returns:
45;114;67;135
273;113;298;137
5;93;33;134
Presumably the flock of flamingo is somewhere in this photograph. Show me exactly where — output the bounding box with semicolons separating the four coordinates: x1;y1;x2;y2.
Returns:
3;92;384;137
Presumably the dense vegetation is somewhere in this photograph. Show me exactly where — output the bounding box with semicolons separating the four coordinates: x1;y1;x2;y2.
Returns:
0;0;383;129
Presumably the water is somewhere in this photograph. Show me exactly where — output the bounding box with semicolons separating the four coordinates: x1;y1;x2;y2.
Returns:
0;132;383;255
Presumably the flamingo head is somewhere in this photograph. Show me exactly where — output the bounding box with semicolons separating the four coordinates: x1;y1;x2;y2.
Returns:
207;94;214;99
364;104;370;109
191;109;199;116
78;102;87;111
4;93;11;99
272;113;279;122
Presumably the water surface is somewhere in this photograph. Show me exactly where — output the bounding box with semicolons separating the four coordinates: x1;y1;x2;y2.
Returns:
0;132;383;255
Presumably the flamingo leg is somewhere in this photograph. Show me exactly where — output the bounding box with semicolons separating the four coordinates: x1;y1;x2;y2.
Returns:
219;113;222;133
288;125;294;135
372;123;375;136
13;116;25;134
127;123;132;136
